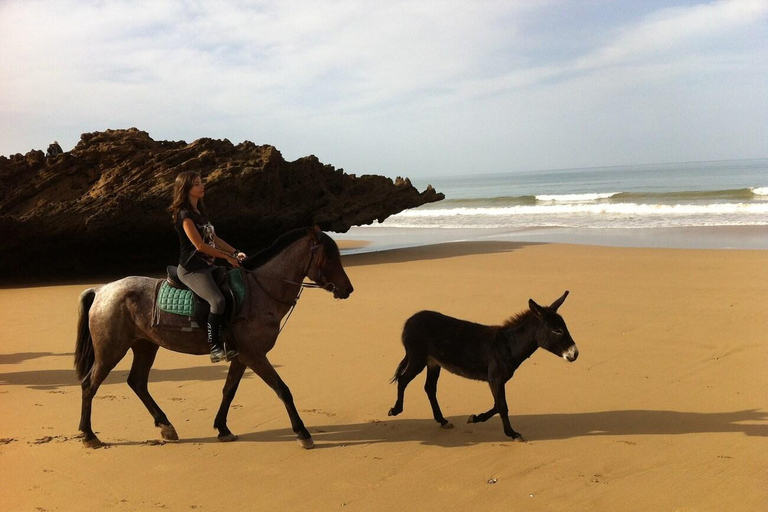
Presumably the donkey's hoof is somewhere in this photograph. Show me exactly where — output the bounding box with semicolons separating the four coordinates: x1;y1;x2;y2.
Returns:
388;407;401;417
512;434;526;443
467;414;477;424
440;421;454;430
218;433;238;442
297;437;315;450
160;425;179;441
83;437;105;449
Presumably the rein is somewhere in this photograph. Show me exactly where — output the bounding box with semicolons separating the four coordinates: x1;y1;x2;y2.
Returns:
239;237;333;334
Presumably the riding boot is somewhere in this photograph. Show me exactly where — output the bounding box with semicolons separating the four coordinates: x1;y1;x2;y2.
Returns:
207;313;226;363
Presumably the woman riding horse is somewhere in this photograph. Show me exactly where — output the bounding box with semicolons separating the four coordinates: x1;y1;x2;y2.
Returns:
170;171;247;363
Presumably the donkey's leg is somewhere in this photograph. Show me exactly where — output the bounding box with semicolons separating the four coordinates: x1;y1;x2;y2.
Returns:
490;379;524;441
79;358;122;448
127;340;178;441
467;406;498;424
388;354;427;417
424;364;452;429
213;359;247;442
245;353;314;449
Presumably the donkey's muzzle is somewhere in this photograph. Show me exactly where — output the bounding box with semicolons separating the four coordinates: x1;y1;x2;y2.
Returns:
563;345;579;362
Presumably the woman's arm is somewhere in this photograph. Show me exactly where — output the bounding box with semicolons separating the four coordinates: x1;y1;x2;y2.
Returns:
182;219;240;267
214;235;247;262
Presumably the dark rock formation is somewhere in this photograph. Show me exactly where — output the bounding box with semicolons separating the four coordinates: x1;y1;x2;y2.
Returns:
0;128;443;281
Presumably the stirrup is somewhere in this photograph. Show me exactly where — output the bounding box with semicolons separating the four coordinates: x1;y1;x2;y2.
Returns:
210;346;226;363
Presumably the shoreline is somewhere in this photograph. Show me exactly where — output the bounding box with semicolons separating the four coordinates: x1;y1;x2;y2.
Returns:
334;225;768;254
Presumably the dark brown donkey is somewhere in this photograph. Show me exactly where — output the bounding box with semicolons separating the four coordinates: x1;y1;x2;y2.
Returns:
75;228;353;449
388;291;578;441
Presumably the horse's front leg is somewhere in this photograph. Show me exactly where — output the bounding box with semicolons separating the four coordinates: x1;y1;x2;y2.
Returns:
244;353;313;449
490;379;524;442
213;359;247;442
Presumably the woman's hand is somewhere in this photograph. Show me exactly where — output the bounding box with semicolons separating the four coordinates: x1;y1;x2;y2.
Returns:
225;254;241;268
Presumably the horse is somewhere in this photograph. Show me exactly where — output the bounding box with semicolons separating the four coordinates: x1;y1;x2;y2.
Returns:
74;227;353;449
387;291;578;441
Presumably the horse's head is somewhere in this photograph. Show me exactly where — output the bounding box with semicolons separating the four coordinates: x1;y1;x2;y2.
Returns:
306;227;354;299
529;291;579;362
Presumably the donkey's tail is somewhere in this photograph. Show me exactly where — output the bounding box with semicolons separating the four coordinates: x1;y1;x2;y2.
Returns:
74;288;97;381
390;356;408;384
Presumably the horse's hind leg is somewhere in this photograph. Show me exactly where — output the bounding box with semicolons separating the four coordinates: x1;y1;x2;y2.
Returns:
79;359;121;448
213;359;247;442
424;363;452;428
388;354;427;417
127;340;178;441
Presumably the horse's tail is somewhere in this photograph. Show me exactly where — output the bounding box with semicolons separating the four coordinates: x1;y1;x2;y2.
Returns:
74;288;97;381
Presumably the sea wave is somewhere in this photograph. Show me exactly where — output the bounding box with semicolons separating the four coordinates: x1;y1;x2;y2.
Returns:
535;192;619;202
400;203;768;217
378;202;768;229
429;187;768;208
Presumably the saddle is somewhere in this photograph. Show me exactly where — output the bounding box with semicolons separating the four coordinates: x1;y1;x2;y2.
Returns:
152;266;248;331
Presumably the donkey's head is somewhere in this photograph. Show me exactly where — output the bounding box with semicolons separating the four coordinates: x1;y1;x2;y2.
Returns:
306;227;354;299
529;291;579;362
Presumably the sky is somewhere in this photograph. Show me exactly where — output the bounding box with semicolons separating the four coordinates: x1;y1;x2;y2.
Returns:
1;0;766;179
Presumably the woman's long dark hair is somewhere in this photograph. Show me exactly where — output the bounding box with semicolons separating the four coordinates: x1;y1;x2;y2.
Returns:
169;171;207;222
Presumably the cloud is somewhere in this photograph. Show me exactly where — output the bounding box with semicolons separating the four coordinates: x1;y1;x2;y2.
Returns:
0;0;766;175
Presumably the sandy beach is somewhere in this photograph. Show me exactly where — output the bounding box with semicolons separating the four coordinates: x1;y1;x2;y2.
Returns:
1;240;767;511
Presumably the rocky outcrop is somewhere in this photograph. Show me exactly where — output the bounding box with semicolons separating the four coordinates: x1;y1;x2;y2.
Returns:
0;128;443;281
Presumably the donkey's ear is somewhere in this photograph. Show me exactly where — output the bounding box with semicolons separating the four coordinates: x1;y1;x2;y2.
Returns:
529;299;545;317
549;290;569;311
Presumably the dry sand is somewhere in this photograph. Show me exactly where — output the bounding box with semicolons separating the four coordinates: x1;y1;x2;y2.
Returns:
1;241;766;511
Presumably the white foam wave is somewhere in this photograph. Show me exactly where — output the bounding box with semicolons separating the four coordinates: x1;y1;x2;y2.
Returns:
397;203;768;217
535;192;619;202
379;202;768;229
752;187;768;196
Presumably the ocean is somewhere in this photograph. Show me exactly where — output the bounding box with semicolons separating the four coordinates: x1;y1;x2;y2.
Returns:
337;158;768;251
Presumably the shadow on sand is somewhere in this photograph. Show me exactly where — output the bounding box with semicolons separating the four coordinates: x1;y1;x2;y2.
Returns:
0;364;260;390
0;352;73;365
157;408;768;449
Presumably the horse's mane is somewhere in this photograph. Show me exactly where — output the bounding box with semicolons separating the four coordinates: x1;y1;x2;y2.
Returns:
242;229;309;270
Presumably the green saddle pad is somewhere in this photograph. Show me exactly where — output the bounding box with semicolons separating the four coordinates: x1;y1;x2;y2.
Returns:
157;269;247;317
157;282;196;316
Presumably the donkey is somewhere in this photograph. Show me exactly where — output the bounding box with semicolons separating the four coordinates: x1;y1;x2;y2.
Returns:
388;291;578;441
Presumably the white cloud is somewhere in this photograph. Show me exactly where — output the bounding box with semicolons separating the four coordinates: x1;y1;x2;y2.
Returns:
0;0;766;175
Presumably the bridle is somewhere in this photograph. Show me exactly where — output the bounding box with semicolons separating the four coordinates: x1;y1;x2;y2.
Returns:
241;235;336;333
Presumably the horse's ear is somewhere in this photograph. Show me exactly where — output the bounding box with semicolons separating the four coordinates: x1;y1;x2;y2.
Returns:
549;290;569;311
529;299;545;317
307;225;321;241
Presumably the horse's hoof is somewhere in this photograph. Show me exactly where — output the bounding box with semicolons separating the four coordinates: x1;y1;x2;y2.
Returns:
218;433;238;442
388;407;400;417
297;437;314;450
83;437;105;449
440;421;454;430
467;415;477;424
160;425;179;441
512;434;526;443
